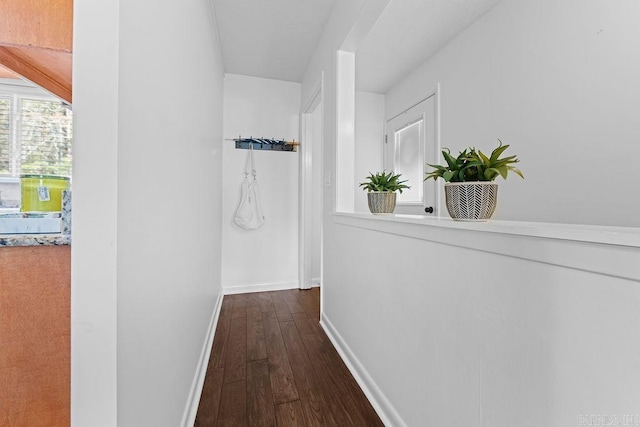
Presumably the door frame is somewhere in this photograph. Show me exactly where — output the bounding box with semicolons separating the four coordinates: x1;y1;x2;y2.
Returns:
298;77;323;290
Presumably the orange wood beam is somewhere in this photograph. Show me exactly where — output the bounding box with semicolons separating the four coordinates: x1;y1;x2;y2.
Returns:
0;0;73;102
0;46;72;103
0;0;72;52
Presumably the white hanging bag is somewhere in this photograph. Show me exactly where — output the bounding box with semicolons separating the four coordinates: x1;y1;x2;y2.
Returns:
233;143;265;230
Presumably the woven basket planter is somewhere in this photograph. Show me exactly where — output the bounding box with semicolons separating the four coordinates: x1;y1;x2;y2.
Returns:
444;182;498;221
367;192;397;214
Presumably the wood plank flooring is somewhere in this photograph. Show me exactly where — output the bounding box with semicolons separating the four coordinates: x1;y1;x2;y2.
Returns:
195;288;384;426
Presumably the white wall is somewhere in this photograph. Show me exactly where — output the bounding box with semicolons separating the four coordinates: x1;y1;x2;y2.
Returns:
354;91;385;213
72;0;119;423
304;0;640;425
385;0;640;227
324;217;640;426
222;74;300;293
73;0;225;425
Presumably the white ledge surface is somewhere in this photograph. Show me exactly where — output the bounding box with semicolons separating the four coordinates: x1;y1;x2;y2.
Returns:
332;212;640;249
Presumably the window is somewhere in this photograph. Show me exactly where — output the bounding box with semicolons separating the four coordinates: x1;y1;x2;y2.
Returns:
391;118;424;204
384;94;438;215
0;90;73;178
0;82;72;210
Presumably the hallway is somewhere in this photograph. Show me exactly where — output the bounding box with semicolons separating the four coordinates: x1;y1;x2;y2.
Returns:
195;288;383;426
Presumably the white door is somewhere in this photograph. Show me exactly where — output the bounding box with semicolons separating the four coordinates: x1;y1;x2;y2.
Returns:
384;95;438;215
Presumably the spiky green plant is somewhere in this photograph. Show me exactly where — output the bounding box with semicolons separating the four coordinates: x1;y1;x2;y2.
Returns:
425;140;524;182
359;171;410;193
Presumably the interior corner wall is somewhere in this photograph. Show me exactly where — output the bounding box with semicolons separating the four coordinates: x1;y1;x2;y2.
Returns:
354;91;384;213
221;74;300;293
384;0;640;227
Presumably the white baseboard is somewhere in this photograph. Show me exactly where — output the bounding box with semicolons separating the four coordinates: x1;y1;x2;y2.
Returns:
320;314;406;427
223;280;299;295
180;292;224;427
311;277;321;287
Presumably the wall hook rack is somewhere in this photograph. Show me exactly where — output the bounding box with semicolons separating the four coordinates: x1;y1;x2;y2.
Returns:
226;136;299;152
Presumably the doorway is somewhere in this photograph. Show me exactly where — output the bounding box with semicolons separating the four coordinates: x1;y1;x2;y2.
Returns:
299;83;323;290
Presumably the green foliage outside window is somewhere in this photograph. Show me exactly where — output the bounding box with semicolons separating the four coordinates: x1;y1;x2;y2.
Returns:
20;99;73;176
0;94;72;177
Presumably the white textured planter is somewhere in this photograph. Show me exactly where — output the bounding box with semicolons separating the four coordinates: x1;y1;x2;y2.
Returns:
444;181;498;221
367;192;396;214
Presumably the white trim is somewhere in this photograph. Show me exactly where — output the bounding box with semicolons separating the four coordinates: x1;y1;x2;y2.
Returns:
333;211;640;249
0;79;60;98
335;50;356;213
299;75;324;291
223;281;299;295
320;313;406;427
0;78;34;88
333;212;640;282
180;292;224;427
301;77;323;115
434;83;442;212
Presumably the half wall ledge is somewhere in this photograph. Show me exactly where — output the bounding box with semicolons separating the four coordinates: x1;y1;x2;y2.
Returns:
332;212;640;282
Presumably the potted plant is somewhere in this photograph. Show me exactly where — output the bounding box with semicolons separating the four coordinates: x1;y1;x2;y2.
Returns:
359;171;410;214
425;140;523;221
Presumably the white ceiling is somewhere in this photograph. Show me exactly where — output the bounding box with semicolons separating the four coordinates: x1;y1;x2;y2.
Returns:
211;0;338;82
356;0;502;93
211;0;501;92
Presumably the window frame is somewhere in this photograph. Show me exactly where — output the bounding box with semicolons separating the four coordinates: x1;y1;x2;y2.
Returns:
384;90;440;216
0;78;72;180
386;115;425;206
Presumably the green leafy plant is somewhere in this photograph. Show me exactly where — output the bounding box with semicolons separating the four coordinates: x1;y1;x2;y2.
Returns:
425;140;524;182
359;171;410;193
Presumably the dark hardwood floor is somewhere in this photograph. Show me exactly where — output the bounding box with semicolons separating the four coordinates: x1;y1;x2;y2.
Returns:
195;288;384;426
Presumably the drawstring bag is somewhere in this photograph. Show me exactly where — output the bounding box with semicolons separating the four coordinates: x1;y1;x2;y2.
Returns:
233;143;265;230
